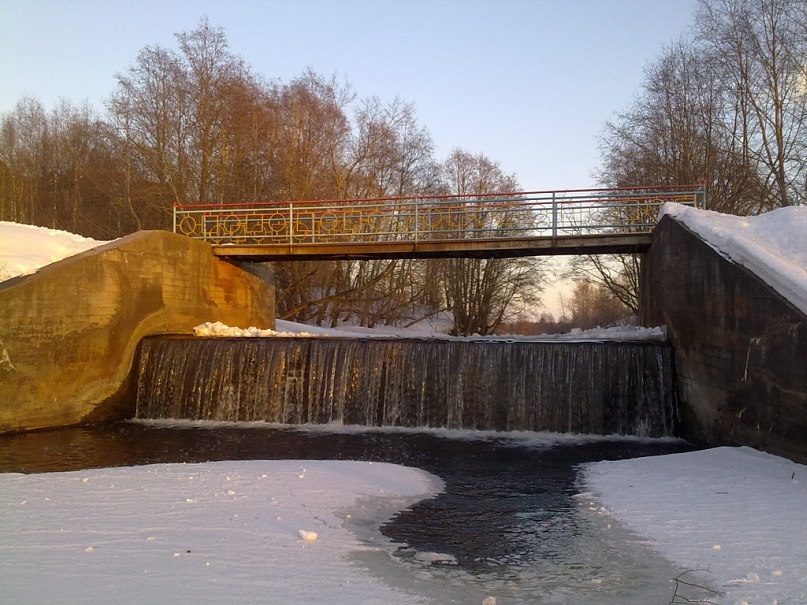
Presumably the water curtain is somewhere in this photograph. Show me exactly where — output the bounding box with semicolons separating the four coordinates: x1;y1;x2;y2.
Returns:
135;337;677;437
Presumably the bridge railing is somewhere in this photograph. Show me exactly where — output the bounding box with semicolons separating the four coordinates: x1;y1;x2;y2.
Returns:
172;183;706;246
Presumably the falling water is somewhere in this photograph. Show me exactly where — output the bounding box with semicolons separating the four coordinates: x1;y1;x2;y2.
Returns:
135;337;678;437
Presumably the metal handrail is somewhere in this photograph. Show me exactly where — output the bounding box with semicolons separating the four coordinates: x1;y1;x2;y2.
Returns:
173;184;706;246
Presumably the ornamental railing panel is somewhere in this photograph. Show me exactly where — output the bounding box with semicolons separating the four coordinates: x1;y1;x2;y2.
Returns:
173;184;706;246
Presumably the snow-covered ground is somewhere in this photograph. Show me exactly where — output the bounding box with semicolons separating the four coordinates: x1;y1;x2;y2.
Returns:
193;319;668;342
1;440;804;604
0;459;445;605
582;446;807;604
2;204;806;603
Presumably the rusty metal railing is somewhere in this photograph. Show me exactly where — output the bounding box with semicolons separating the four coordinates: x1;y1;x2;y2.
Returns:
172;184;706;246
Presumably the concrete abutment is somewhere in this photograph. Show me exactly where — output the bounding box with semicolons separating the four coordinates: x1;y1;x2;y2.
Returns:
641;216;807;462
0;230;275;432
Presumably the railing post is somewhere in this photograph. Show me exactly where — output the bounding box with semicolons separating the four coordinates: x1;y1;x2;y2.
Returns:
551;192;558;238
414;198;419;245
289;202;294;246
172;204;177;233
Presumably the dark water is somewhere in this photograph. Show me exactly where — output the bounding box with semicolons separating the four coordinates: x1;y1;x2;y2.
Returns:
136;337;679;436
0;421;697;603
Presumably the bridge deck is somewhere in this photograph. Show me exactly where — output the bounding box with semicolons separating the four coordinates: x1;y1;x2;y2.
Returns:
175;184;704;261
212;233;652;261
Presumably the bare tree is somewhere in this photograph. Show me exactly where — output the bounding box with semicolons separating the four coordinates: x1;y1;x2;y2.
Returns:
327;97;441;328
0;97;49;225
437;150;548;336
598;40;761;214
697;0;806;207
0;97;131;237
565;254;642;314
108;18;260;226
594;0;806;310
561;280;633;329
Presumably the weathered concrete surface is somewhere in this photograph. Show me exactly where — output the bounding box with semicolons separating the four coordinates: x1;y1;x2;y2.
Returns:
0;230;275;433
642;216;807;462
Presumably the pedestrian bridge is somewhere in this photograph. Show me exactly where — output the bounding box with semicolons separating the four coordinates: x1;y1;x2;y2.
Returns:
172;184;706;261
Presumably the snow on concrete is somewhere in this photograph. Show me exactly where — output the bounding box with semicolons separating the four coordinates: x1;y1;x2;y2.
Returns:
582;447;807;604
0;459;443;605
0;221;108;282
661;203;807;315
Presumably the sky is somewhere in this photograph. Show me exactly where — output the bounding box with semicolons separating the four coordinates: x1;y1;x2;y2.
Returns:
0;0;699;192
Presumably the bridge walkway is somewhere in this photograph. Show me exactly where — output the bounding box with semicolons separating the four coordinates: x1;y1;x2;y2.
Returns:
172;184;706;261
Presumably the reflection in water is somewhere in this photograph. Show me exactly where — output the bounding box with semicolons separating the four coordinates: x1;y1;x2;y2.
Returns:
0;422;696;604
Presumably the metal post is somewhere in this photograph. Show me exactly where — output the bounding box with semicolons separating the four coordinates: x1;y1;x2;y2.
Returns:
551;192;558;238
414;198;419;245
289;202;294;246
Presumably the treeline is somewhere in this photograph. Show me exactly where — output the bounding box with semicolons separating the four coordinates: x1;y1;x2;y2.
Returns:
599;0;805;212
0;19;547;334
569;0;805;318
1;21;444;237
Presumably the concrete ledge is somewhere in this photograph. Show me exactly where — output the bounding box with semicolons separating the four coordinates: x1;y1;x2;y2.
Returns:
642;216;807;461
0;230;275;432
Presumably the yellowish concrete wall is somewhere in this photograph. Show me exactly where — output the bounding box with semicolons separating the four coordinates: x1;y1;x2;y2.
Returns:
0;230;275;432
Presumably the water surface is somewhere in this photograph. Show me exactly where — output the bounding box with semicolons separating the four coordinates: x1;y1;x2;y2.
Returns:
0;422;697;603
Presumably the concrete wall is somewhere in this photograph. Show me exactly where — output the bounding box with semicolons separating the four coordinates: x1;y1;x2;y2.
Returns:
0;230;275;433
641;216;807;462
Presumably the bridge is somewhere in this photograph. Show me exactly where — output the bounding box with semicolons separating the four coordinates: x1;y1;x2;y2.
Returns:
172;184;706;261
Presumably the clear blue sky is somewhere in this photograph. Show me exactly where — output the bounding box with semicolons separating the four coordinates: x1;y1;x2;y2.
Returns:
0;0;698;191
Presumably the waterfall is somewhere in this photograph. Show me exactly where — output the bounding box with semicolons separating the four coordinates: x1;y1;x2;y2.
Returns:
135;337;678;437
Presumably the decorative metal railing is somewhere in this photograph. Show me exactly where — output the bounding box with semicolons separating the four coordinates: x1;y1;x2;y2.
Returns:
173;184;706;246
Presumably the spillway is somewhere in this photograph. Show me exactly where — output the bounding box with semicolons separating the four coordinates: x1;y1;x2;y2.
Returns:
135;337;678;437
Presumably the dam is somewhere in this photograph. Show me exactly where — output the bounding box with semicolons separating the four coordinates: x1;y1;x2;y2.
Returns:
134;336;678;437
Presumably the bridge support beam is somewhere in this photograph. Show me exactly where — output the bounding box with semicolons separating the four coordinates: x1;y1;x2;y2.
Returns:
212;234;652;262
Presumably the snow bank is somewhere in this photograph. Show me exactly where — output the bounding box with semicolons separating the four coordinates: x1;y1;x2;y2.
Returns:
583;446;807;604
661;203;807;315
0;221;108;282
0;459;443;605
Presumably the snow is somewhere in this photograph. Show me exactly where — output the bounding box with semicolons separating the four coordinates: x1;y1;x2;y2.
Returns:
0;459;444;605
195;319;668;342
582;447;807;604
661;203;807;315
0;221;108;282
